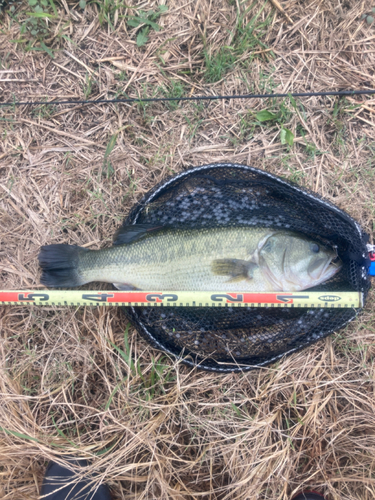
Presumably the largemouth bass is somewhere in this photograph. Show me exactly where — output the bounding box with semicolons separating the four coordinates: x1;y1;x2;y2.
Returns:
39;225;341;292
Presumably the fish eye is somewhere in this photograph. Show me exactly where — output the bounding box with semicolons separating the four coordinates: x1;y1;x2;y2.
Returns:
310;243;320;253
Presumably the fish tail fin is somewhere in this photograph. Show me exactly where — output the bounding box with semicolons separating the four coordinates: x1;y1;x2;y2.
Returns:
38;244;88;287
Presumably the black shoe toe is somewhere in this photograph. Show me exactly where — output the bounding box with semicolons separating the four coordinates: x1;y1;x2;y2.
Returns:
41;459;111;500
292;492;326;500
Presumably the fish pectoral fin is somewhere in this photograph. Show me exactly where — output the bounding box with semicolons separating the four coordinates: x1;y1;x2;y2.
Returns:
211;259;258;281
113;283;140;291
113;224;165;245
246;262;258;277
227;275;248;283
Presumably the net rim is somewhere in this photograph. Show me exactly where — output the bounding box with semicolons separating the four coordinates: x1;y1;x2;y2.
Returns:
121;163;368;373
123;306;359;373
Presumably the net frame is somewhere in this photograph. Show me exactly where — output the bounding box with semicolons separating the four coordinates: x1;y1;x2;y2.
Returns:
120;163;371;373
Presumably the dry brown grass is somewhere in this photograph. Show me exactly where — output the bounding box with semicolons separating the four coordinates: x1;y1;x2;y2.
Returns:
1;0;375;499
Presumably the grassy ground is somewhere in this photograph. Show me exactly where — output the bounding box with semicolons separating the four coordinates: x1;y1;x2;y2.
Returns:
1;0;375;499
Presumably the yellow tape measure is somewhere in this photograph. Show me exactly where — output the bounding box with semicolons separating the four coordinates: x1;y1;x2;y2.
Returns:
0;290;363;308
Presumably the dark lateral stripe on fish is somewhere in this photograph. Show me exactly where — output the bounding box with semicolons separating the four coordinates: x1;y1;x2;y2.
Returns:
38;244;87;287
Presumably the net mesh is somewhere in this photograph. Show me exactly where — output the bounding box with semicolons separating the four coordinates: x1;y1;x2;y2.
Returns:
120;164;371;372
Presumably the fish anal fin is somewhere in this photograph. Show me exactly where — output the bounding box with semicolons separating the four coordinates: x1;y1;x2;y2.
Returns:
113;283;140;291
113;224;164;245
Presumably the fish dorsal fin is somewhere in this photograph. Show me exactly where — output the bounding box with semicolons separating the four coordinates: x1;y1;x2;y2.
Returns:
113;224;164;245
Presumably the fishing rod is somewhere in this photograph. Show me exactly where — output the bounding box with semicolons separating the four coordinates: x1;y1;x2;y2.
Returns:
0;290;364;308
1;89;375;108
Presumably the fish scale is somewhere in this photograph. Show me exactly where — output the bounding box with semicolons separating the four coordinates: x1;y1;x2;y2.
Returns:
39;225;341;293
78;227;270;290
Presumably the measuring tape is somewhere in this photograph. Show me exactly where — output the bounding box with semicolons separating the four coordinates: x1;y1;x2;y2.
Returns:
0;290;363;308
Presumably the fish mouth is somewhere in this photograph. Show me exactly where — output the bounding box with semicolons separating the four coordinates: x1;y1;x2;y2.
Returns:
308;253;341;281
308;257;328;279
321;254;342;279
